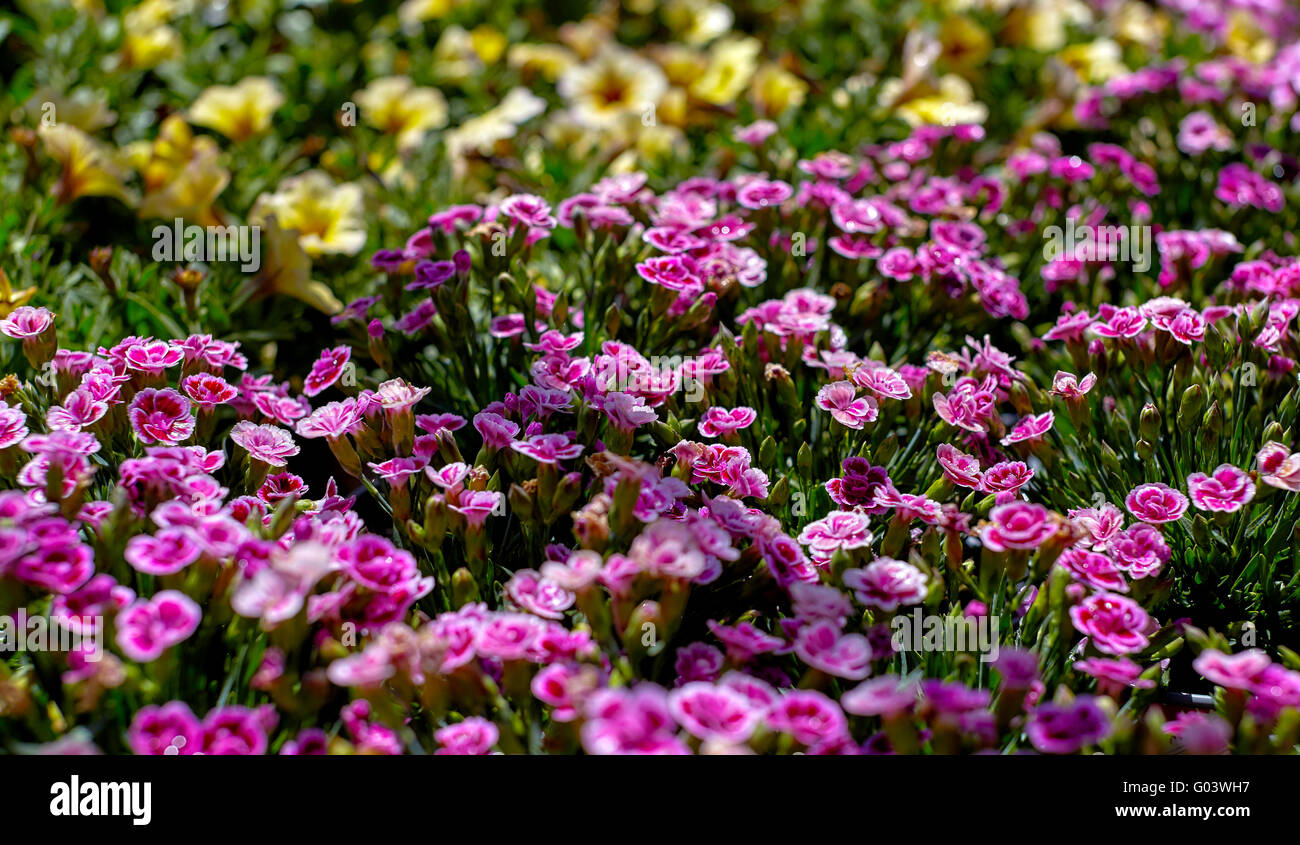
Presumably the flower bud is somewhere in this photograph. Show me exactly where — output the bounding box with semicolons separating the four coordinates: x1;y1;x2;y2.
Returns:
1177;384;1206;433
1138;403;1160;442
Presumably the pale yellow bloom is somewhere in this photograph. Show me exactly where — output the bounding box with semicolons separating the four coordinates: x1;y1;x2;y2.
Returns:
38;124;137;206
650;45;709;88
239;215;342;315
119;25;181;69
470;26;507;65
445;88;547;159
558;47;667;129
749;63;808;116
126;115;230;225
1225;10;1275;63
354;76;448;151
558;19;615;61
26;87;116;133
1110;1;1169;50
890;75;988;127
0;268;37;320
940;15;993;77
398;0;458;28
189;77;285;142
663;0;735;46
1001;0;1093;51
1058;39;1128;84
251;171;367;258
690;37;760;105
507;43;579;82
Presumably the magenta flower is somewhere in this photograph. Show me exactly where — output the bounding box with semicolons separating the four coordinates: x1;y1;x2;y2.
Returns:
181;373;238;411
667;682;761;743
128;388;195;445
1186;464;1255;513
1256;442;1300;491
125;529;202;575
1089;304;1148;339
505;569;575;620
303;345;351;396
797;511;873;563
793;619;873;680
230;421;299;467
936;443;983;489
1026;697;1111;753
980;502;1057;551
0;305;55;339
375;378;431;413
849;362;912;400
128;702;203;755
510;433;583;464
636;255;703;293
706;620;785;663
697;406;756;438
200;705;277;755
815;381;878;429
0;405;29;449
841;675;918;718
981;460;1034;496
767;690;848;746
450;490;503;526
115;590;202;662
435;718;499;755
1001;411;1054;446
1056;547;1128;593
843;558;928;611
1050;370;1096;400
1107;523;1170;579
1124;483;1188;523
603;391;658;432
296;399;366;440
1069;593;1151;655
499;193;557;230
1192;649;1272;691
123;339;184;374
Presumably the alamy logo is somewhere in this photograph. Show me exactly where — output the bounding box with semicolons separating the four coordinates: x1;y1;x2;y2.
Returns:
50;776;152;826
152;218;261;272
890;611;1000;662
1042;218;1151;273
0;612;103;661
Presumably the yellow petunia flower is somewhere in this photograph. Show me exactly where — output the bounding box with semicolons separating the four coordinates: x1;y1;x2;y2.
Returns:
398;0;459;28
26;87;116;133
38;124;137;206
251;171;367;259
890;74;988;127
470;25;507;65
663;0;735;46
126;115;230;225
557;47;668;129
508;44;579;82
188;77;285;142
238;215;342;315
353;76;448;152
690;37;760;106
445;88;547;160
0;268;37;319
749;63;808;117
1058;39;1128;84
1225;10;1275;64
940;15;993;77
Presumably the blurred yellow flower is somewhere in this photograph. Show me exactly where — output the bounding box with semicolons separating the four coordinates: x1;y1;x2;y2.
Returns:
126;115;230;225
398;0;460;27
26;87;116;133
119;25;182;69
1110;1;1169;50
1058;39;1128;84
690;37;760;105
749;63;808;116
470;26;507;65
1001;0;1092;52
663;0;735;46
353;76;448;151
0;268;37;320
38;124;137;206
251;171;367;259
445;88;547;160
1225;11;1275;63
238;215;342;315
649;45;709;88
507;44;579;82
940;16;993;77
557;47;667;129
890;74;988;126
188;77;285;142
